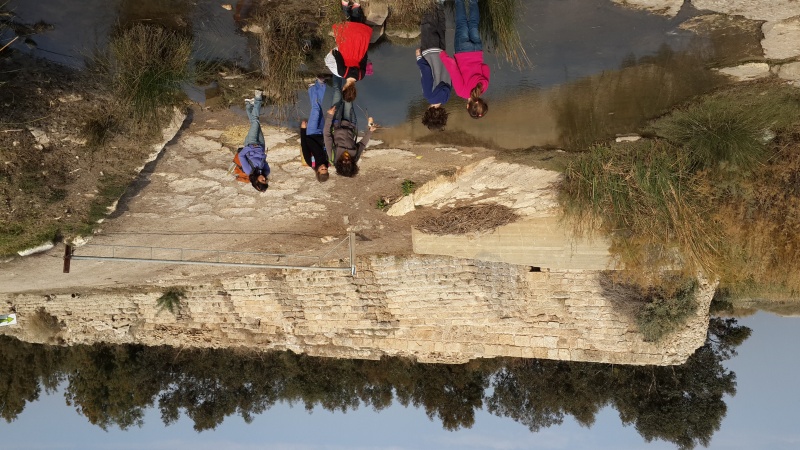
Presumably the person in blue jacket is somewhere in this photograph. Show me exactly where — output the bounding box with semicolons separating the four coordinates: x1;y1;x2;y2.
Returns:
416;4;451;131
238;89;270;192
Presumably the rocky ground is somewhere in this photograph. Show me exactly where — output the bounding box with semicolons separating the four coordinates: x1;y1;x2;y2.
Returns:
5;0;800;298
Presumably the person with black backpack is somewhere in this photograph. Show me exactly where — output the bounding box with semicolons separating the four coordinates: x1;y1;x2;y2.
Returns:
323;105;377;178
236;89;270;192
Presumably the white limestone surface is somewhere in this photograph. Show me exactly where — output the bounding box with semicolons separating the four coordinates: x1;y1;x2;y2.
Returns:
715;62;771;80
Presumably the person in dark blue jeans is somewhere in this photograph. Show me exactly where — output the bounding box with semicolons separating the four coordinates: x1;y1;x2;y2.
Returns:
454;0;482;53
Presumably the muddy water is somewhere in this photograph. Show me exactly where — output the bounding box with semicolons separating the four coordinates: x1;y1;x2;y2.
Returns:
5;0;755;149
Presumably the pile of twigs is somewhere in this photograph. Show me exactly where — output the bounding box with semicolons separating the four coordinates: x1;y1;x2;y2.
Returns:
415;203;518;235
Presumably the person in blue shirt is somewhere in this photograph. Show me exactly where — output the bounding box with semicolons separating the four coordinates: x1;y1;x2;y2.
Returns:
301;77;330;182
416;4;451;131
238;89;270;192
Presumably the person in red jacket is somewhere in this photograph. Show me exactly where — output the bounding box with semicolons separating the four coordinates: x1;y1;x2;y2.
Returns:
440;0;489;119
325;1;373;124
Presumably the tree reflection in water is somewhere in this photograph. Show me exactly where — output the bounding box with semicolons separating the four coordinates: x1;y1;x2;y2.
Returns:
0;318;749;449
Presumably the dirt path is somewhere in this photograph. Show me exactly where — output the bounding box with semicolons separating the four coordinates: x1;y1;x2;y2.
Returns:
1;106;504;294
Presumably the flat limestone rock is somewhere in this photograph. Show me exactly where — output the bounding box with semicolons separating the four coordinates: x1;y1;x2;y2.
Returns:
693;0;800;22
715;62;771;80
762;17;800;60
386;195;415;216
610;0;683;17
776;61;800;82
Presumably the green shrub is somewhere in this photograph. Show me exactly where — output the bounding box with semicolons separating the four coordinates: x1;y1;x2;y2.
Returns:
401;180;417;196
651;83;800;170
157;288;185;315
636;279;699;342
651;98;770;169
27;307;64;343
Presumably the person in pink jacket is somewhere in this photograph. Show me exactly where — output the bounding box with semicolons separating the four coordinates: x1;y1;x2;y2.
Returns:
439;0;489;119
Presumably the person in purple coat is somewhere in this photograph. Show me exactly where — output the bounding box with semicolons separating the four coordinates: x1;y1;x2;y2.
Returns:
238;89;270;191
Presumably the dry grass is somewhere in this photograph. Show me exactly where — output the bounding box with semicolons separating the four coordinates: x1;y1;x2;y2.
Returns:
560;81;800;295
105;24;193;134
255;4;319;119
26;307;64;344
416;203;518;235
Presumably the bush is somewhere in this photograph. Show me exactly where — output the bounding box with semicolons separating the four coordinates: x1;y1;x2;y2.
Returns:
651;83;800;170
157;288;186;315
401;180;416;196
651;97;770;169
636;279;699;342
106;24;192;132
27;307;64;343
560;140;719;278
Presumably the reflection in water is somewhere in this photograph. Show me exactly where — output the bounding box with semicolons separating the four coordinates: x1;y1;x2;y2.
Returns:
384;43;726;150
0;318;749;448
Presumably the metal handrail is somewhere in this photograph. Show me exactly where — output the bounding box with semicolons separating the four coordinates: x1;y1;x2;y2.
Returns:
64;233;356;276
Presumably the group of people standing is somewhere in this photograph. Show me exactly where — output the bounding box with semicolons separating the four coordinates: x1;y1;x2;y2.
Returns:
236;0;490;192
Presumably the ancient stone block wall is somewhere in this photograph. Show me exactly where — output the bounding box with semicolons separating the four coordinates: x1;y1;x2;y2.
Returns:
2;255;713;366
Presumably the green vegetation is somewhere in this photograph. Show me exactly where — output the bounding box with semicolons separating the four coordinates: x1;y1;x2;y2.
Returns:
635;279;699;342
0;317;748;448
561;139;716;280
561;81;800;299
375;198;389;210
156;288;185;314
401;179;417;196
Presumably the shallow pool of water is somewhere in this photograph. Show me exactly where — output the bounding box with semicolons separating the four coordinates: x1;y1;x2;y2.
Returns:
5;0;757;149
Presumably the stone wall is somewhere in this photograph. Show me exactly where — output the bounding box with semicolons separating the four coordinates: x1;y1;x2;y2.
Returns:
1;255;714;366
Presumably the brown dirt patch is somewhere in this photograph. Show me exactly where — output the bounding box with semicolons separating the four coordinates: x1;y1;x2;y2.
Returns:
0;49;174;256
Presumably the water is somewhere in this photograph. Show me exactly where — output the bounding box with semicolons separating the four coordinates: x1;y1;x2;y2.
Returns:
3;0;753;149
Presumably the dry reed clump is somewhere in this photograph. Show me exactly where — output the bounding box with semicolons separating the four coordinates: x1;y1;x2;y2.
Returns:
416;203;518;235
560;139;721;282
254;3;323;118
27;307;64;343
711;122;800;294
106;24;193;133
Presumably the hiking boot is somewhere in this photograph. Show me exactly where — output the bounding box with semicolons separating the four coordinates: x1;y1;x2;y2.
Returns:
254;89;264;100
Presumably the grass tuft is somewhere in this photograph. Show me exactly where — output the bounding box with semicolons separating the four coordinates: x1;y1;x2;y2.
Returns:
652;97;770;169
157;288;186;315
100;24;192;133
401;179;417;196
478;0;530;69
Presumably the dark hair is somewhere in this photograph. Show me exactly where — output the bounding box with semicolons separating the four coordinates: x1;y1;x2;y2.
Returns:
468;84;487;119
342;82;357;103
334;156;359;177
422;106;449;131
316;166;330;182
249;170;268;192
